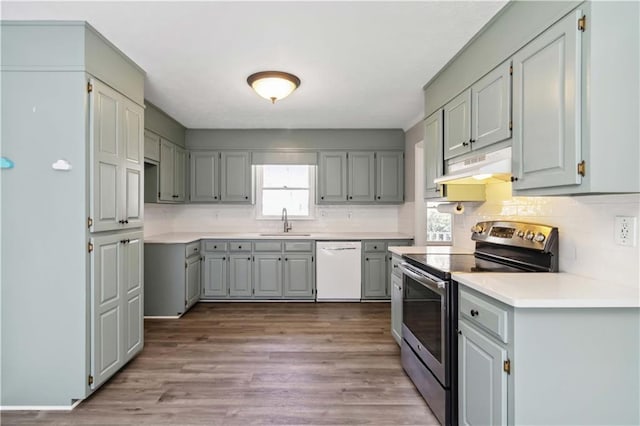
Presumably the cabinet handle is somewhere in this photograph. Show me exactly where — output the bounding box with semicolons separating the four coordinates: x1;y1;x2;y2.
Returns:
238;245;242;249
124;220;129;224
470;309;479;317
458;330;462;335
366;257;369;261
247;257;251;261
348;196;352;200
373;246;377;249
285;258;288;261
214;196;218;200
510;176;519;182
462;141;469;147
245;196;248;200
193;247;198;251
278;257;281;261
321;196;324;200
377;196;381;200
223;257;226;261
469;139;476;144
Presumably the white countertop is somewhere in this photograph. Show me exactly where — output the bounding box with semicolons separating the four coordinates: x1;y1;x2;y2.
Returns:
454;272;640;308
387;245;474;255
145;232;414;244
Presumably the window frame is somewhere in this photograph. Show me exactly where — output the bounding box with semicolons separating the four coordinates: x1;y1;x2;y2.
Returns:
255;164;316;220
426;202;453;246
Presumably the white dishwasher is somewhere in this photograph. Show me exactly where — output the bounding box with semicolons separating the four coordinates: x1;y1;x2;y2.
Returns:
316;241;362;301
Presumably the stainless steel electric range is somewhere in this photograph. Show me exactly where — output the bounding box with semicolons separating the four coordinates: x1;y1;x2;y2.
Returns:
399;220;559;425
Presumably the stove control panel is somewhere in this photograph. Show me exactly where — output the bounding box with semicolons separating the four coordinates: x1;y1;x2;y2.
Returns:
471;220;558;252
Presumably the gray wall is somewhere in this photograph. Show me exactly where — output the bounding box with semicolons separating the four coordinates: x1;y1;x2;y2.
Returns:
423;1;580;118
403;120;425;203
186;129;404;151
145;101;186;147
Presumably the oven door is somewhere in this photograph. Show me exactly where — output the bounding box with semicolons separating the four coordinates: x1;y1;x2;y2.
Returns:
400;262;448;386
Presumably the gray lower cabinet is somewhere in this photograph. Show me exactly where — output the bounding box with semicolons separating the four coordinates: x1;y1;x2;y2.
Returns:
284;254;314;298
363;252;388;298
458;285;639;425
91;231;144;389
144;242;202;316
390;254;403;345
229;254;252;297
203;254;227;297
253;254;283;297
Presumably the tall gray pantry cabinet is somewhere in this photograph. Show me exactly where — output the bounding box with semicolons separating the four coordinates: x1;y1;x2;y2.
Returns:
1;22;145;407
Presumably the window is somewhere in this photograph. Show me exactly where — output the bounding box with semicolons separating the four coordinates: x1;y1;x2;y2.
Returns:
256;165;315;218
426;202;452;244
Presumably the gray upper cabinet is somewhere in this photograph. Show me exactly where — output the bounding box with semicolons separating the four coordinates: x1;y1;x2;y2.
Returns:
220;151;251;202
376;151;404;202
512;10;581;191
318;151;348;203
444;61;512;161
424;110;444;199
444;89;472;160
190;151;220;202
189;151;251;203
143;129;160;163
348;151;375;202
159;138;185;202
90;79;144;232
347;152;375;202
471;62;512;151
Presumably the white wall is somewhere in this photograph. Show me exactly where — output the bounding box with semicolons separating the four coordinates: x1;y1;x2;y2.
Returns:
451;192;640;288
145;203;402;235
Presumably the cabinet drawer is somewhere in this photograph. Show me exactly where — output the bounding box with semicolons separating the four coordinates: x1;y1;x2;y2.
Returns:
459;289;509;344
203;241;227;252
284;241;313;252
391;255;403;278
364;241;386;252
229;241;251;252
253;241;283;252
185;241;201;258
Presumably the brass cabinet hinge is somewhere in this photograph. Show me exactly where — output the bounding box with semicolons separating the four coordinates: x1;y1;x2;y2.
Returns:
509;120;513;131
509;65;513;75
503;359;511;375
578;160;586;177
578;15;586;32
87;82;93;93
185;262;188;269
185;300;188;307
87;217;93;228
88;375;94;385
88;242;94;253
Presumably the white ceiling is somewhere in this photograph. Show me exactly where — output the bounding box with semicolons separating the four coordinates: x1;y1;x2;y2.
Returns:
2;1;507;130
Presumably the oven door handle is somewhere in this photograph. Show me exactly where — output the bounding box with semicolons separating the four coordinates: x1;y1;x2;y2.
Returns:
399;262;447;294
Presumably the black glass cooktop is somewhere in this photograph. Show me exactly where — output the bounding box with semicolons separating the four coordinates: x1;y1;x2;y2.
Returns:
402;253;525;280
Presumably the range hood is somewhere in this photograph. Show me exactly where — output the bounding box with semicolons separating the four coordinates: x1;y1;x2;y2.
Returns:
434;146;512;185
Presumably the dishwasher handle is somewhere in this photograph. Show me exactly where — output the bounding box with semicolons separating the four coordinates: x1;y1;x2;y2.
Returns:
321;247;359;251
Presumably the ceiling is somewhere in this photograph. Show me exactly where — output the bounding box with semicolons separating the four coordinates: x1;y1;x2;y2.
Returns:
2;1;507;130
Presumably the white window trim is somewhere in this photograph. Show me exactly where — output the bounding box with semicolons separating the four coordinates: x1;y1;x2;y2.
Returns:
255;165;317;220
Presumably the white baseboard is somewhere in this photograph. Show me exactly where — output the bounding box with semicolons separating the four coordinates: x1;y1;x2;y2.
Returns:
1;399;82;411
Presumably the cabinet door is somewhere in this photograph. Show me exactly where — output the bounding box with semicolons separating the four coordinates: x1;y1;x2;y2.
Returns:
90;78;122;232
159;139;175;201
173;146;186;202
391;273;403;345
471;61;512;150
444;89;472;160
318;151;347;203
348;152;375;202
220;151;251;202
376;151;404;202
90;234;124;389
283;254;313;298
363;253;387;299
122;98;144;228
185;255;201;310
143;130;160;162
191;151;220;202
512;9;582;190
123;234;143;360
253;254;283;298
424;110;444;199
203;254;228;297
459;320;508;426
229;254;252;297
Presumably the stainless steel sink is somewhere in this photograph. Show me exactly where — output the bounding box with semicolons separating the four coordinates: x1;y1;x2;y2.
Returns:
259;233;312;237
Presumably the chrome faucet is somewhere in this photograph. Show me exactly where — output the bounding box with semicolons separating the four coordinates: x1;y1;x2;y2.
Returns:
281;208;292;233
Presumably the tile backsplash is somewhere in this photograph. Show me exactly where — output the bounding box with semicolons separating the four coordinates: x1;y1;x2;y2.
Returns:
452;192;640;288
144;203;403;236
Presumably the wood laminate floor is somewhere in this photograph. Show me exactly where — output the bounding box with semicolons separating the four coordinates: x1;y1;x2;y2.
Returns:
2;303;438;425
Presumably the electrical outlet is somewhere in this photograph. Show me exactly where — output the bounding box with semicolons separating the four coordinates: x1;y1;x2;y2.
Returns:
615;216;637;247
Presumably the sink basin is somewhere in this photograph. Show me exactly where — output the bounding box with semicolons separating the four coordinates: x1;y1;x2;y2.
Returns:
259;233;312;237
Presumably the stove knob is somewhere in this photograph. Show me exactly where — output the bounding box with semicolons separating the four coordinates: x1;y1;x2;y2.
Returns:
534;233;546;243
525;231;535;241
517;230;525;238
471;225;485;234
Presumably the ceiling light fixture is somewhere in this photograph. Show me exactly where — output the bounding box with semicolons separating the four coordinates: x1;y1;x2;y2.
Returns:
247;71;300;104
